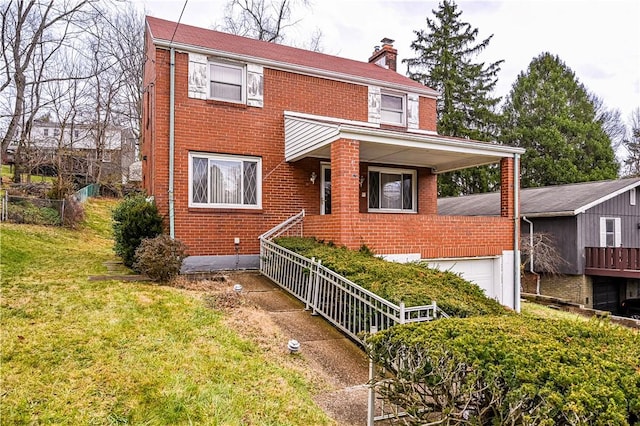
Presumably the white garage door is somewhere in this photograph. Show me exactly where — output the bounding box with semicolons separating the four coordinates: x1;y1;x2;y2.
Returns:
426;257;501;299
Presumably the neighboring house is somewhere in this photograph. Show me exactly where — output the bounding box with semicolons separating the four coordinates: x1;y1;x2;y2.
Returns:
142;17;525;309
438;178;640;314
14;119;137;184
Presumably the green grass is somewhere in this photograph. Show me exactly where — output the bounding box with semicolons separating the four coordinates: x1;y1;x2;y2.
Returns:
1;199;333;425
1;164;55;184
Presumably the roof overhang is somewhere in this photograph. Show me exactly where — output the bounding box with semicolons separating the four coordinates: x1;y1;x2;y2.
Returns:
150;37;439;99
284;112;525;173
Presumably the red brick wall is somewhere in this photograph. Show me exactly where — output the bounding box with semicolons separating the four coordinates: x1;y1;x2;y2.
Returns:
304;214;513;258
419;97;437;132
500;157;516;218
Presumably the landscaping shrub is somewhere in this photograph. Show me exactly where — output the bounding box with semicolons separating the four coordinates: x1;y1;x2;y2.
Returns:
7;200;61;225
134;234;188;281
365;316;640;425
112;195;163;268
62;195;85;229
275;237;506;317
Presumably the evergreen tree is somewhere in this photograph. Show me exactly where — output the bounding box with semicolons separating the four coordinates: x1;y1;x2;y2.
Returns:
623;108;640;177
501;53;619;187
404;0;503;196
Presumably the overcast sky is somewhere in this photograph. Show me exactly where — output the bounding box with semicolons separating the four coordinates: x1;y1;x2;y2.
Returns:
136;0;640;123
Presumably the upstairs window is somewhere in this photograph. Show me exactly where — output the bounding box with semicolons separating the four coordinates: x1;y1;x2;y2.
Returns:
381;93;405;125
368;167;416;213
631;188;636;206
209;61;245;103
599;217;621;247
43;129;49;137
190;152;261;209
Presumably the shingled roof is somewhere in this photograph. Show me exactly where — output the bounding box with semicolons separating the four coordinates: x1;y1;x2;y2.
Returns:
438;178;640;217
145;16;437;96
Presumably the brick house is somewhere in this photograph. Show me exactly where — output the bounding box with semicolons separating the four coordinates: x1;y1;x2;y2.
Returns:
142;17;525;310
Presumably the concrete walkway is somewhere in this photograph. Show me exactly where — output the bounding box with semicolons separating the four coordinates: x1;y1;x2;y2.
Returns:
226;271;374;425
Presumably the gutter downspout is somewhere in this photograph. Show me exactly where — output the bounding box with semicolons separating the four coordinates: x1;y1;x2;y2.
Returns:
168;47;175;238
513;154;521;313
522;215;540;295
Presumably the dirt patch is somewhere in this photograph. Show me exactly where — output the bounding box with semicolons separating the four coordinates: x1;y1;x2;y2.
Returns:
178;271;373;425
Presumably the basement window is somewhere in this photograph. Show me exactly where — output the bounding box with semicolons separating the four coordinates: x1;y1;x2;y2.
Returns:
189;152;261;209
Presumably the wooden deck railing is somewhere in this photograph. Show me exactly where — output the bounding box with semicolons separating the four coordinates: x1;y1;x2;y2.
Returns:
585;247;640;278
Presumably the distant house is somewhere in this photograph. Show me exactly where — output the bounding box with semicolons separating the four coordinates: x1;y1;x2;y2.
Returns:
438;179;640;314
141;17;526;310
15;119;137;184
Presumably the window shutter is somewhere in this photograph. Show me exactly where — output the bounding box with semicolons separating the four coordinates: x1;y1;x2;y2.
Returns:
246;63;264;107
368;86;381;124
407;93;419;129
188;53;208;99
599;217;607;247
614;217;622;246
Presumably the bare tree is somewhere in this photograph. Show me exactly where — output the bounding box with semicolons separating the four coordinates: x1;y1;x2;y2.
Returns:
218;0;323;51
520;232;567;295
0;0;91;158
620;108;640;177
591;93;627;163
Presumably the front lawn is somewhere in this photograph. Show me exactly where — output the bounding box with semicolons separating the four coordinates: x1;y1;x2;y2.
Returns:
0;199;332;424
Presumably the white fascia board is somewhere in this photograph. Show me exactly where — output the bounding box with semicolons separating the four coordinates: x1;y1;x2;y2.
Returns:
339;125;525;158
573;181;640;214
153;39;440;99
521;211;576;218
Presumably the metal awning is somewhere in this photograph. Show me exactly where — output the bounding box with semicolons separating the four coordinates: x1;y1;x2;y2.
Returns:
284;112;525;173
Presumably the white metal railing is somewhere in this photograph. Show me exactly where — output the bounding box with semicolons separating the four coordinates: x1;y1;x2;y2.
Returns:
259;211;448;343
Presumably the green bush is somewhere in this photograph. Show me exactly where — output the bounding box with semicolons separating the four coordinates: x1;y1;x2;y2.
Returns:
7;202;61;225
112;195;163;268
134;234;188;282
275;237;506;317
365;316;640;425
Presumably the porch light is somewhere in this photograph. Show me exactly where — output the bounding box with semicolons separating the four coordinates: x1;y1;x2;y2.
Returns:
310;171;317;184
287;339;300;354
359;175;365;187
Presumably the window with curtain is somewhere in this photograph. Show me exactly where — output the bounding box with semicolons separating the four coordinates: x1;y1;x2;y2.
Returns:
210;61;244;103
190;152;261;208
381;93;405;125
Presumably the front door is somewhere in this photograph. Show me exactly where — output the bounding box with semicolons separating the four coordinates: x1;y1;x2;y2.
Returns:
321;164;331;215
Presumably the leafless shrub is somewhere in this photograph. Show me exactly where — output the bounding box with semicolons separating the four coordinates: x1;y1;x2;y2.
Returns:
520;232;567;275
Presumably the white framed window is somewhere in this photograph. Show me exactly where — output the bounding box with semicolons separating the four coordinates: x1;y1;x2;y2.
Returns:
630;188;636;206
43;129;49;137
102;151;112;163
368;166;417;213
189;152;261;209
381;92;405;125
599;217;621;247
209;61;245;103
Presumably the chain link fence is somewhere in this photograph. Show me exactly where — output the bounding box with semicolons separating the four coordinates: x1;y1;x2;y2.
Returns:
0;184;99;226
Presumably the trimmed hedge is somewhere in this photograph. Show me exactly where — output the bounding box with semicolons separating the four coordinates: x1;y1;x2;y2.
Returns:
366;316;640;425
275;237;507;317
